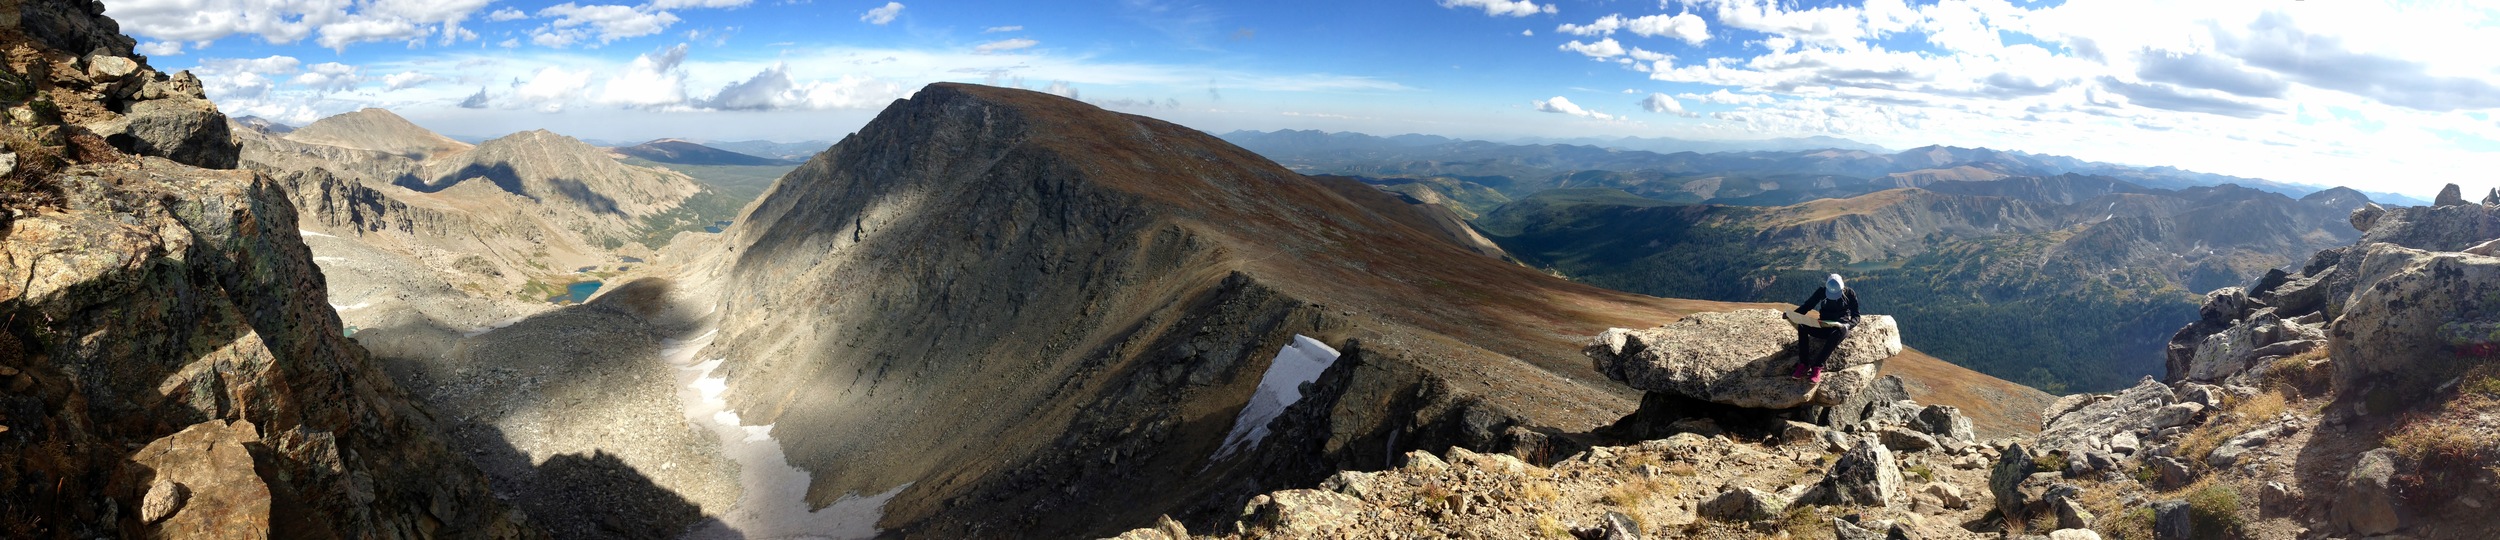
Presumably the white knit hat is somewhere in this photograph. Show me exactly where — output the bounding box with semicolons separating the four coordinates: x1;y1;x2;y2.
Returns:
1826;274;1845;300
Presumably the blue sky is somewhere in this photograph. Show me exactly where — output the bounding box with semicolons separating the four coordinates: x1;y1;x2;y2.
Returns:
97;0;2500;198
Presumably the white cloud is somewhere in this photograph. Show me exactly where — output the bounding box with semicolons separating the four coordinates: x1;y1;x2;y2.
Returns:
1044;81;1078;99
1533;96;1616;120
1641;93;1697;117
1558;13;1709;45
647;0;753;8
1559;38;1625;60
1522;29;1534;36
516;66;595;111
984;25;1023;33
136;41;184;57
701;63;907;110
973;38;1037;54
1680;89;1777;105
292;62;361;93
599;44;691;107
1437;0;1555;18
488;8;529;21
861;2;904;25
533;3;681;47
383;71;437;90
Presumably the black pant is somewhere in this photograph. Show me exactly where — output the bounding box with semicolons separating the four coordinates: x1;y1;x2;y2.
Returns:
1795;324;1851;371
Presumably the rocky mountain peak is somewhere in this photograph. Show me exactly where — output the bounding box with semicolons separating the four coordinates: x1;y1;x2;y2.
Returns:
286;107;472;160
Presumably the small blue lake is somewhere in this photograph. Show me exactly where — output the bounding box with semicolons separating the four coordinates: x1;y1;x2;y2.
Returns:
560;281;603;304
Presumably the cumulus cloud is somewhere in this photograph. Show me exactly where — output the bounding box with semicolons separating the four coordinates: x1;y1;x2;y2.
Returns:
292;62;362;93
1641;93;1697;117
984;25;1023;33
533;3;681;48
383;71;438;91
1557;13;1710;45
136;41;183;57
459;87;492;109
515;66;595;111
104;0;494;50
1533;96;1616;120
861;2;904;25
2135;51;2287;99
1437;0;1555;18
1559;38;1625;59
488;8;529;21
598;44;691;107
2221;12;2500;112
701;64;907;111
1043;81;1078;99
973;38;1037;54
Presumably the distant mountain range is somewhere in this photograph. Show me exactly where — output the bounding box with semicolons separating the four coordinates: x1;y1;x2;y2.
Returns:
699;139;833;162
1472;174;2369;392
1221;129;2430;207
611;138;794;166
1508;134;1893;154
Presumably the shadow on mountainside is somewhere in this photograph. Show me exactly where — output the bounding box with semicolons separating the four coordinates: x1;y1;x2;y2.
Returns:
364;278;742;539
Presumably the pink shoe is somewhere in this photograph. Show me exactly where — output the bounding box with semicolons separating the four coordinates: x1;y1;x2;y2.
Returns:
1808;370;1824;384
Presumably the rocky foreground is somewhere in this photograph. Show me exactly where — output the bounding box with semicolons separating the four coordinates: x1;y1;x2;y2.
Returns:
0;2;531;538
1120;185;2500;540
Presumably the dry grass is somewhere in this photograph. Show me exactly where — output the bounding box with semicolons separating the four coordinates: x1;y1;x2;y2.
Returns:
1663;462;1697;476
1534;514;1569;538
1517;480;1561;503
2263;347;2334;398
2177;390;2288;464
2383;367;2500;506
1617;451;1663;471
1600;477;1671;508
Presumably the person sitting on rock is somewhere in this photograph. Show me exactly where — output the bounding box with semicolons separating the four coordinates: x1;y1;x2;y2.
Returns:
1789;273;1861;383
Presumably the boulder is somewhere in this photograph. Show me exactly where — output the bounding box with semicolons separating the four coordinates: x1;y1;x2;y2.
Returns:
2177;384;2223;409
2153;500;2192;540
1989;442;2038;520
2108;431;2140;455
1909;405;1976;442
2048;530;2102;540
2332;244;2500;394
1878;427;1938;453
2181;313;2279;382
1824;376;1914;433
128;420;271;540
1241;490;1364;537
2037;378;2175;453
2436;183;2466;206
1699;486;1788;521
2486;188;2500;206
1817;437;1904;506
2350;202;2386;232
108;96;240;169
2333;448;2402;536
1921;482;1968;510
1588;309;1903;408
1832;517;1885;540
2147;455;2195;490
2055;497;2095;530
1577;511;1642;540
87;54;139;81
2207;423;2293;468
2150;402;2205;429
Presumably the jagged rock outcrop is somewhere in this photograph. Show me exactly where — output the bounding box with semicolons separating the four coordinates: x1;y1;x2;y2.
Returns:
2036;377;2177;454
2330;243;2500;394
1588;309;1904;408
2435;183;2466;206
0;5;536;537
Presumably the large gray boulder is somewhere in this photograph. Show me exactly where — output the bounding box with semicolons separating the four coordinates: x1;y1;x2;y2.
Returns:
2351;202;2386;232
1816;437;1904;507
2333;448;2403;535
2330;244;2500;394
1589;309;1903;409
2036;377;2177;453
2436;183;2466;206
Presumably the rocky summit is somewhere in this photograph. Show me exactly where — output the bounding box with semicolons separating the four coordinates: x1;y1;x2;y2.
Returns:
1588;309;1905;408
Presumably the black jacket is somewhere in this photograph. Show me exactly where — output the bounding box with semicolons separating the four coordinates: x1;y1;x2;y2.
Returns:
1795;287;1860;325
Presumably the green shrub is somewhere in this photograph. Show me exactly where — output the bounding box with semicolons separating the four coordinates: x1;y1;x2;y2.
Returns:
2185;484;2243;540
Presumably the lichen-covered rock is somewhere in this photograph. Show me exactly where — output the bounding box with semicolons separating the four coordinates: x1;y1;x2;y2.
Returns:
1911;404;1977;443
1241;490;1365;537
1588;309;1903;408
2332;244;2500;395
2351;202;2387;232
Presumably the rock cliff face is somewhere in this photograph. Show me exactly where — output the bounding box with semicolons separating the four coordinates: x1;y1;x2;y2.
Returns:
0;3;532;536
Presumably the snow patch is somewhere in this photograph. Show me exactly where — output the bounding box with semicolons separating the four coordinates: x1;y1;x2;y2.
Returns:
298;229;335;238
330;302;373;312
313;256;348;263
1211;335;1341;461
663;329;905;540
